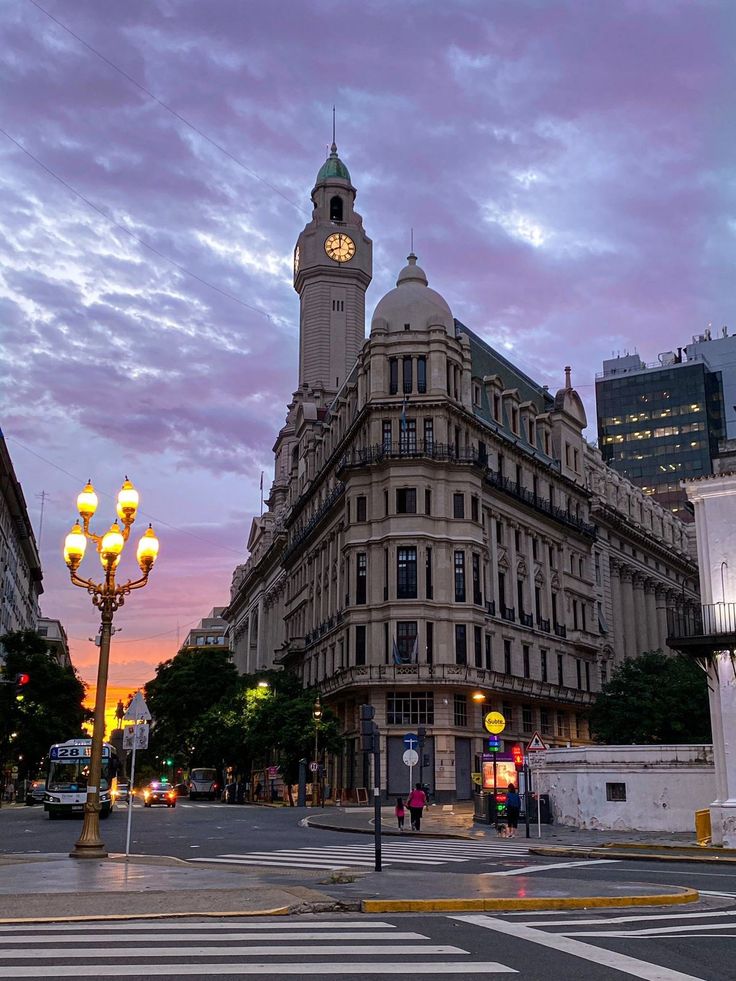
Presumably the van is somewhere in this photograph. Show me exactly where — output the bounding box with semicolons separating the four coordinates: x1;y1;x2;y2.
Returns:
188;768;219;801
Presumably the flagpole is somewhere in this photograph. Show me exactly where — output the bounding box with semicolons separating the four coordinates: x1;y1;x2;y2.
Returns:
260;471;264;516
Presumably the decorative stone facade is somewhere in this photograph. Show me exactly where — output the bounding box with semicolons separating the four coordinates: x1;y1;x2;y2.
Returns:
224;148;699;802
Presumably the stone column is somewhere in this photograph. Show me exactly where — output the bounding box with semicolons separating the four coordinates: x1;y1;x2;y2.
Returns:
632;575;648;656
655;585;668;653
644;579;659;652
609;559;624;662
620;567;637;659
684;474;736;845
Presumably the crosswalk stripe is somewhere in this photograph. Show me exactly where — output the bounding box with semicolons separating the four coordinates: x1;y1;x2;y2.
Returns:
0;931;428;945
0;920;395;933
0;963;516;977
189;857;360;869
0;944;466;960
221;851;467;865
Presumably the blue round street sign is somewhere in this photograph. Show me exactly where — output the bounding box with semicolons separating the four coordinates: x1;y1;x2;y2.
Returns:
403;732;419;748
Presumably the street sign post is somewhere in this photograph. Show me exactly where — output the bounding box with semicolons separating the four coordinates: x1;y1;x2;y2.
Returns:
403;748;419;791
122;690;151;859
309;761;319;773
403;733;419;749
525;731;548;838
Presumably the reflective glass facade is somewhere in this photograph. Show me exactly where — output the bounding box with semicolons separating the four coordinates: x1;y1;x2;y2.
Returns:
596;362;723;520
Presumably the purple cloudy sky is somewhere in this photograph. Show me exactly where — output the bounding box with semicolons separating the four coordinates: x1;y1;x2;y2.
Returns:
2;0;733;695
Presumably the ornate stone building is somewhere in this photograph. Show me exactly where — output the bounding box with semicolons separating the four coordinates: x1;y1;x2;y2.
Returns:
225;146;699;801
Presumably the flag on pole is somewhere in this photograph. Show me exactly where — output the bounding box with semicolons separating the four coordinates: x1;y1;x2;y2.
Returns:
400;396;408;434
410;636;419;663
392;637;402;664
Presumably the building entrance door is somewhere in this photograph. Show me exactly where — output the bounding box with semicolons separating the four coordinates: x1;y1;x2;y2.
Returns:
455;737;472;799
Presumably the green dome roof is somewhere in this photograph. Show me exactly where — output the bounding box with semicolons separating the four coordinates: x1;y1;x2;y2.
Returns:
316;143;351;183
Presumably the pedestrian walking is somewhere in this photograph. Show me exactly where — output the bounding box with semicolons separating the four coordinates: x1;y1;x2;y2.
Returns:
395;797;405;831
505;783;521;838
407;783;427;831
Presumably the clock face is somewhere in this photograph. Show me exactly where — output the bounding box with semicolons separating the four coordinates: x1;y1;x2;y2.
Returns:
324;232;356;263
293;245;300;278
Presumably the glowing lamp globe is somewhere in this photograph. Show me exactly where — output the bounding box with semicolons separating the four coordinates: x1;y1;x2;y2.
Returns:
77;481;98;520
116;476;139;522
63;522;87;570
100;521;125;569
136;524;160;572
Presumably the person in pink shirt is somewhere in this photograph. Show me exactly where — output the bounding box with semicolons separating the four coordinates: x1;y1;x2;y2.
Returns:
406;783;428;831
395;797;405;831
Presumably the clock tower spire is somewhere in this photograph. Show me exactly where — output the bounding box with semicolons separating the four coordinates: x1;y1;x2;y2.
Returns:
293;143;372;394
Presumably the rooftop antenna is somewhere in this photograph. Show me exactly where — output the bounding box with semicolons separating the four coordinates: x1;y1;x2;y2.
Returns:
332;104;336;147
35;490;50;552
410;227;414;253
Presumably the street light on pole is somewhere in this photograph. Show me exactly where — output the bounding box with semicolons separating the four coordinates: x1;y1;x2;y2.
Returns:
313;694;322;806
63;477;159;859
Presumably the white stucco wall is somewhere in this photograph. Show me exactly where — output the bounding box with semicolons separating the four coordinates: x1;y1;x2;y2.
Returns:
535;745;714;832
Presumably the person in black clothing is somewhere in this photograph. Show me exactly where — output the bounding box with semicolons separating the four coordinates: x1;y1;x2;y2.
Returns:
505;783;521;838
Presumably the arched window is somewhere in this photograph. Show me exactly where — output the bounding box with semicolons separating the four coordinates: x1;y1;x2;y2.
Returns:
330;196;343;221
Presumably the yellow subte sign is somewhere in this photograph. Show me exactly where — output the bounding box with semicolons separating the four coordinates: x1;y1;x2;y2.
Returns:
484;711;506;734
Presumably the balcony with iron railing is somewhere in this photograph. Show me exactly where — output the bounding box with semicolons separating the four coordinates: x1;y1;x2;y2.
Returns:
667;603;736;656
317;661;595;705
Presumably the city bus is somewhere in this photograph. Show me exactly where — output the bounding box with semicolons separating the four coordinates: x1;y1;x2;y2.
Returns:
45;738;119;820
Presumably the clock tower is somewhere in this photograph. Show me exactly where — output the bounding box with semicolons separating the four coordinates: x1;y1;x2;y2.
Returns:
294;142;372;394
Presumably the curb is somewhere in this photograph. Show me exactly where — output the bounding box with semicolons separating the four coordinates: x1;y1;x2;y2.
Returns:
362;887;699;914
0;907;292;925
529;845;736;865
305;817;476;840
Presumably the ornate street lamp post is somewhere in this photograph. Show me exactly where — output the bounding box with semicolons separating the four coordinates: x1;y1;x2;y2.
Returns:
312;695;322;807
63;477;159;859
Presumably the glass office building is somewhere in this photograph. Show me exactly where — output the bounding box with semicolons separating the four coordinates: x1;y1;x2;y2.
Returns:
597;353;724;521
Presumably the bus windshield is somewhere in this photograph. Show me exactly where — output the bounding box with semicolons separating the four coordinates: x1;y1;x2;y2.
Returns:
47;758;113;792
190;768;217;782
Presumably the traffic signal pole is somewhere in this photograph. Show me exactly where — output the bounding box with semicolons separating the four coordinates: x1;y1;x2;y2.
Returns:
360;704;381;872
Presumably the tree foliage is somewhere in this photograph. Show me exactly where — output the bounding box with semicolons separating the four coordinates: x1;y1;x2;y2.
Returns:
0;630;90;779
143;647;239;761
590;650;711;744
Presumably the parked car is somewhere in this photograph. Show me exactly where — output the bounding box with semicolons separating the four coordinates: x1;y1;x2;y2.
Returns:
142;781;177;808
25;780;46;805
173;782;189;798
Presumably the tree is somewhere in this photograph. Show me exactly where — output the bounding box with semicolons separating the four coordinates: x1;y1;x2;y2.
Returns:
143;647;239;765
590;650;711;744
0;630;90;780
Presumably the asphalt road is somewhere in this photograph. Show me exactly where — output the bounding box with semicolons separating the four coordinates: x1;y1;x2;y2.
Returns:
1;907;735;979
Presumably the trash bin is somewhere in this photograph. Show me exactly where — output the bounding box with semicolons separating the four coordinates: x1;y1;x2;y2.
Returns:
528;793;552;823
473;791;493;824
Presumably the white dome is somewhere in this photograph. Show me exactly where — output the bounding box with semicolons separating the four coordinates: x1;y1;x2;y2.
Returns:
371;253;453;334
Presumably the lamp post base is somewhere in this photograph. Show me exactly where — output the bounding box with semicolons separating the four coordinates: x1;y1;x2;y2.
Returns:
69;805;108;859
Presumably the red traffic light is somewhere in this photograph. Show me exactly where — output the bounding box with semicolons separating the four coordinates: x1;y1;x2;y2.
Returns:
512;744;524;770
15;673;30;686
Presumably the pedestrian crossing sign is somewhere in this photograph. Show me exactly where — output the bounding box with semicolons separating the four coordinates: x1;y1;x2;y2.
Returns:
526;731;548;751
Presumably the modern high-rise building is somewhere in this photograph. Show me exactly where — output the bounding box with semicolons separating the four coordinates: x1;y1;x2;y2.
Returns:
225;145;699;801
596;328;735;520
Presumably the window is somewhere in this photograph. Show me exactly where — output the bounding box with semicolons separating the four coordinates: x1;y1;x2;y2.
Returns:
329;195;343;221
496;520;504;543
471;495;479;522
493;394;501;420
384;622;389;663
504;639;512;674
540;649;548;682
453;493;465;518
454;551;466;602
601;660;608;686
356;496;367;522
424;417;434;450
594;552;601;585
522;706;533;733
474;625;482;667
541;709;551;734
557;711;570;737
417;356;427;393
478;440;487;465
396;487;417;513
387;691;434;725
403;356;413;394
606;782;627;802
454;693;468;727
400;418;417;453
523;645;530;678
396;620;418;662
356;552;367;604
576;659;582;689
557;653;564;685
382;420;392;451
389;358;398;395
473;383;481;406
397;547;418;599
498;571;506;607
455;624;467;665
472;553;482;605
585;661;590;691
355;624;366;665
425;548;433;599
384;548;389;600
485;634;492;669
503;702;514;728
426;621;433;664
425;488;431;515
